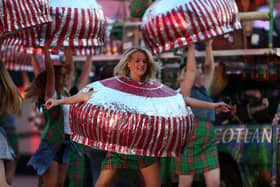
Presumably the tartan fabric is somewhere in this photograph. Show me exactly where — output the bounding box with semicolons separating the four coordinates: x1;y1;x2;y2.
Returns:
101;152;157;170
41;93;65;149
3;127;19;156
175;119;219;175
67;143;85;187
160;157;178;185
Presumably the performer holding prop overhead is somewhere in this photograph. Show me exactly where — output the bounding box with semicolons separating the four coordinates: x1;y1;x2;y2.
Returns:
141;0;239;186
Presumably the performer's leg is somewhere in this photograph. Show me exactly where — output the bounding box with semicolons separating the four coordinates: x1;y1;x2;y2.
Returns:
57;163;69;187
178;174;194;187
5;160;16;185
0;160;10;187
95;168;118;187
204;168;220;187
42;161;59;187
140;161;161;187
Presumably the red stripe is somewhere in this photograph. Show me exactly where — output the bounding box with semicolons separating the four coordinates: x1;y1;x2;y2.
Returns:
45;8;55;46
91;10;98;46
155;16;166;52
177;6;193;44
26;0;38;26
162;13;174;50
146;22;160;54
78;9;86;46
154;116;165;156
17;1;28;31
134;114;144;155
206;0;222;33
142;115;154;155
195;0;215;38
69;8;79;47
218;0;228;29
87;105;96;140
86;9;93;47
169;9;185;46
12;0;22;30
92;105;101;143
101;108;109;150
224;0;233;28
167;9;184;47
189;1;208;39
2;1;8;32
184;3;199;42
158;117;166;156
57;8;72;46
110;111;120;151
82;104;91;138
7;0;15;30
220;0;229;29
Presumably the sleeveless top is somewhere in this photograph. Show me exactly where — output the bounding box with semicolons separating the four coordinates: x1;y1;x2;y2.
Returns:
190;86;215;122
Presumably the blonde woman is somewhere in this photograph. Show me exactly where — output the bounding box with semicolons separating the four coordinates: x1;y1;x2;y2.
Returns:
45;47;162;187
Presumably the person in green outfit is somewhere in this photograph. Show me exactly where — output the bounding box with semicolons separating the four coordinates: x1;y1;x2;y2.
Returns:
0;60;23;187
44;47;162;187
25;46;76;187
178;39;221;187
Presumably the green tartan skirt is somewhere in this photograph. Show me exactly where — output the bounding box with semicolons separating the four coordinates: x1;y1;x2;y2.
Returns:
101;152;157;170
175;119;219;175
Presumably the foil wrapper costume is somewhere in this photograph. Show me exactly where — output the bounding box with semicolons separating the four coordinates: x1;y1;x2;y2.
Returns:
0;0;52;34
21;0;106;54
141;0;241;54
70;77;194;157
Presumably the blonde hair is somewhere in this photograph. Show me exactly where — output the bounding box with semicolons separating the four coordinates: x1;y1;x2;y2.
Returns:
114;47;156;82
0;61;22;115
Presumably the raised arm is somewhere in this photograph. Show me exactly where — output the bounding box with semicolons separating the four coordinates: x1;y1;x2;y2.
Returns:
180;44;196;97
76;55;92;90
203;39;215;91
44;47;55;99
44;89;94;110
31;54;41;77
64;46;74;90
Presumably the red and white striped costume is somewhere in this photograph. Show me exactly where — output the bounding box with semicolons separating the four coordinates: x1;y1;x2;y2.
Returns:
70;77;194;157
141;0;241;54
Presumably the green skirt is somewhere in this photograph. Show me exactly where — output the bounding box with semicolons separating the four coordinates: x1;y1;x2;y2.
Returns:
175;119;219;175
101;152;157;170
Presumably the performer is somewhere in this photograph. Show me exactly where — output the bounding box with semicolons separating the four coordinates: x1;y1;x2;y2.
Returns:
0;60;22;187
25;47;76;187
178;39;221;187
45;47;162;187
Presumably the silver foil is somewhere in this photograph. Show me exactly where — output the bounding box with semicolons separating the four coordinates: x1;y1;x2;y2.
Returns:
141;0;241;54
70;77;194;157
22;0;106;49
0;0;52;34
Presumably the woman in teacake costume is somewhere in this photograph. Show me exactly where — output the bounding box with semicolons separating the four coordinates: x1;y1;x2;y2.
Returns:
45;46;196;187
0;60;22;187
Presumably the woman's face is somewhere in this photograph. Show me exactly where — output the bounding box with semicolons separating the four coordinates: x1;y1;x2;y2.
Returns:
127;51;148;81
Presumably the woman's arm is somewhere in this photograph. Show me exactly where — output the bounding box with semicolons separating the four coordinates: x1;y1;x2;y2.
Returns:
44;90;94;110
44;47;55;99
76;55;92;90
180;44;196;97
203;39;215;91
31;54;41;77
64;47;74;90
184;96;230;112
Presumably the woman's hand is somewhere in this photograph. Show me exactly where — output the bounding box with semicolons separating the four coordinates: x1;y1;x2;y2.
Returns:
214;102;231;113
44;98;59;110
